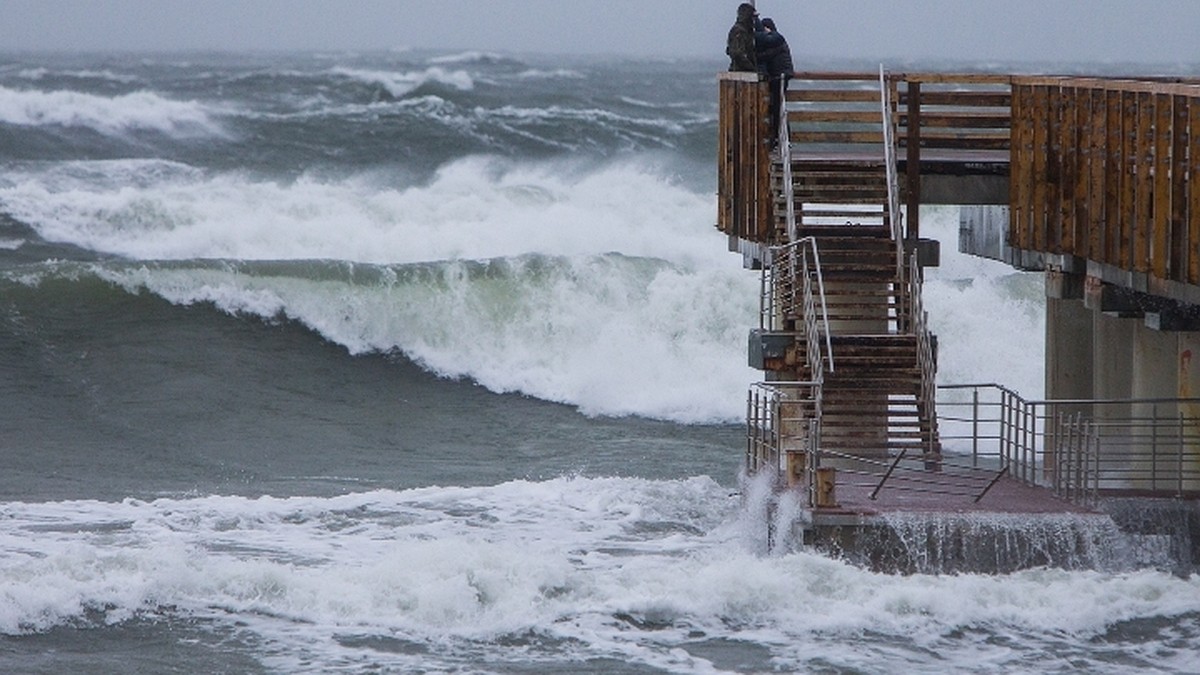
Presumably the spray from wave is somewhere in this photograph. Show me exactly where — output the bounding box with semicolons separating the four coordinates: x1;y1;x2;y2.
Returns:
0;85;223;136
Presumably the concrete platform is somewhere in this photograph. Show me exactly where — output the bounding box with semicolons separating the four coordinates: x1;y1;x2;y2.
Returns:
779;472;1121;574
817;472;1098;523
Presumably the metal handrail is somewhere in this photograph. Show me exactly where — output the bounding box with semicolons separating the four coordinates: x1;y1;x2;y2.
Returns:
879;65;905;282
779;76;797;243
760;237;835;375
937;383;1200;502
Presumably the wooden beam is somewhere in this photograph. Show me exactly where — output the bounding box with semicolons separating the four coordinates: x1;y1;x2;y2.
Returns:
906;81;922;238
1153;92;1172;280
1119;90;1137;270
1171;96;1189;282
1135;91;1155;273
1031;85;1050;252
1190;95;1200;284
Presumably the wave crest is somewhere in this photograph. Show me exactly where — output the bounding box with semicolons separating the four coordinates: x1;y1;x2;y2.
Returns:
332;66;473;98
0;86;223;136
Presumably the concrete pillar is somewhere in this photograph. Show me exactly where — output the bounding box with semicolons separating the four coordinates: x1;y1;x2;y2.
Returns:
1131;323;1180;490
1176;333;1200;492
1093;311;1135;428
1045;297;1094;401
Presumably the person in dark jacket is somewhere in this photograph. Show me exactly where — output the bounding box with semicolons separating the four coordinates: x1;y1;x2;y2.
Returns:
726;3;758;72
757;17;794;148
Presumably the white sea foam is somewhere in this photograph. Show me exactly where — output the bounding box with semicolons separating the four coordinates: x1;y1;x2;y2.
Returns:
1;156;758;422
0;156;728;266
513;68;585;80
91;253;756;423
0;479;1196;672
922;206;1046;399
16;68;139;84
332;66;473;97
0;86;223;136
0;161;1051;422
427;51;520;66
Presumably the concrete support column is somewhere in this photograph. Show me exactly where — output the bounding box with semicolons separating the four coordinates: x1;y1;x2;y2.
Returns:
1178;333;1200;492
1131;323;1180;490
1093;310;1135;421
1045;297;1094;402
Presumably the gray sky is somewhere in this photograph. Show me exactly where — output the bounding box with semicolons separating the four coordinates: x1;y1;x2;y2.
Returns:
3;0;1200;67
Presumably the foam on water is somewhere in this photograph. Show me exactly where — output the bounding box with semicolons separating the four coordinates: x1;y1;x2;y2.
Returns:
0;156;727;266
0;163;1051;423
922;206;1046;398
331;66;474;98
11;254;753;423
0;85;224;136
1;478;1197;672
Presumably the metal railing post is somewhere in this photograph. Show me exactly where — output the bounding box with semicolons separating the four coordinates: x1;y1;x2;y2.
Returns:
1152;403;1159;491
1179;412;1185;498
971;387;980;468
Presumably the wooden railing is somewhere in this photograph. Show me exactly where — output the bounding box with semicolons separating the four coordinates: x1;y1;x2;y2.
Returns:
720;70;1200;293
1010;77;1200;286
719;71;1013;243
717;72;771;243
789;71;1011;160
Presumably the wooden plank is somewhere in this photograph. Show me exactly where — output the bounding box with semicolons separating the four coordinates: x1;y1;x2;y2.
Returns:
789;89;881;103
1190;95;1200;284
900;112;1012;128
1153;92;1173;280
791;110;881;123
1088;85;1106;262
907;91;1011;107
1047;85;1064;252
901;133;1011;150
1102;88;1120;264
1070;85;1089;252
756;81;773;242
1171;95;1189;281
1015;85;1031;250
1135;91;1155;272
717;78;731;234
1119;90;1137;270
1031;85;1050;252
1009;84;1029;249
903;73;1014;86
739;80;754;240
792;130;885;144
906;81;922;238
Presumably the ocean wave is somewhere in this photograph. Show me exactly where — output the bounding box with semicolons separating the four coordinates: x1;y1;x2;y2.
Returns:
484;103;689;133
77;253;756;423
0;479;1197;672
427;51;525;67
513;68;586;80
0;156;726;265
331;66;473;98
16;67;139;84
0;85;223;136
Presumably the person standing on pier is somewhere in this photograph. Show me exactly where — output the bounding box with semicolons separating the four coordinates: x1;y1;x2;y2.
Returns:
726;2;759;72
757;17;794;149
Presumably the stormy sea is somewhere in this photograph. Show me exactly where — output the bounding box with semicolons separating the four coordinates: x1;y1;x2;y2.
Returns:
1;50;1197;673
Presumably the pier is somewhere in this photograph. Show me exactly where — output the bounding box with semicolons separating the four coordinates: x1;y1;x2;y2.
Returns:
719;69;1200;572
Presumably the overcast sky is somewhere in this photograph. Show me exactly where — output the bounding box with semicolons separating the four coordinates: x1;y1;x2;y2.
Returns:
3;0;1200;68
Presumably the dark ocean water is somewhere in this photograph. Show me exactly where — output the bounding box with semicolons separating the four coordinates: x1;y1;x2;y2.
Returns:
1;50;1199;674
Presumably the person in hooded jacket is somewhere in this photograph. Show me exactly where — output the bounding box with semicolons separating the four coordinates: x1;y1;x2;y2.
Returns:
757;17;794;148
726;3;758;72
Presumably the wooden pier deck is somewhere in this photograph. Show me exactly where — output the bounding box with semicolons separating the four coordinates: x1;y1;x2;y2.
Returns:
722;69;1200;570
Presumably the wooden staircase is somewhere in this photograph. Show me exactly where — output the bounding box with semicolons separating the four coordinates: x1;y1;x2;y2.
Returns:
769;153;940;462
